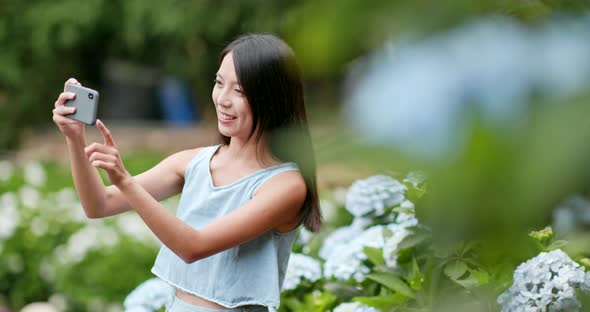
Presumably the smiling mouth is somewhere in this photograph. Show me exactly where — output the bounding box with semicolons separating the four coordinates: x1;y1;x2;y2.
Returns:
219;112;237;120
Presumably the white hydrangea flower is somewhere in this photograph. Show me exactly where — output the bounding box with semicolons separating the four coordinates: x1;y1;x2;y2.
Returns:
324;226;386;282
116;213;160;246
40;260;56;283
395;211;418;228
383;225;413;268
48;293;68;311
19;185;41;208
282;253;322;291
319;224;365;260
323;213;419;282
53;188;79;210
400;199;415;210
351;217;374;229
296;227;313;246
333;301;380;312
123;278;175;312
24;161;47;187
68;202;88;223
20;302;59;312
56;223;120;264
47;188;88;223
497;249;589;312
0;192;20;240
0;160;14;182
345;175;406;217
582;271;590;293
31;217;49;236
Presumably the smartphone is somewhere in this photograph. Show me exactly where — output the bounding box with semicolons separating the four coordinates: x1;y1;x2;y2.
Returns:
64;84;99;125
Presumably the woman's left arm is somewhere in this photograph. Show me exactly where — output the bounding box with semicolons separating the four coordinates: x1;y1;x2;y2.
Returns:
95;122;306;263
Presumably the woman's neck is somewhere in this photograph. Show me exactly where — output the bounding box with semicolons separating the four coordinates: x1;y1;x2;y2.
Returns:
224;136;278;167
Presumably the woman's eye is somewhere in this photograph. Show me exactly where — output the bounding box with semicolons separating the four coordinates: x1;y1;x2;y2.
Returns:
234;89;243;94
214;79;222;86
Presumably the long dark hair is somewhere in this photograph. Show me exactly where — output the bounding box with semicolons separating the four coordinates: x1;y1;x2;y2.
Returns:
218;34;322;232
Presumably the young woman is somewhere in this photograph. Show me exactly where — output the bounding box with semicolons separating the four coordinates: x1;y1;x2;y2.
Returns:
52;34;321;312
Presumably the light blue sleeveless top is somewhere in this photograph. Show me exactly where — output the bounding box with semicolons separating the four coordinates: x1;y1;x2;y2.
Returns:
151;145;300;310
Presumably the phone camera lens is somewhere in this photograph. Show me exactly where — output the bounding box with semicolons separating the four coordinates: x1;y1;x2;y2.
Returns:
88;93;94;99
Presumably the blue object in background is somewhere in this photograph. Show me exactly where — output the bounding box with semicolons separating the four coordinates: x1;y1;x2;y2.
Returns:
158;76;199;126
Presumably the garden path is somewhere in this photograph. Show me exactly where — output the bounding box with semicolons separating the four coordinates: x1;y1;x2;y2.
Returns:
14;122;376;191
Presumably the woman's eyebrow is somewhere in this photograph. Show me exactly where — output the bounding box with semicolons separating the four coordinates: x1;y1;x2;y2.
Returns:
216;73;238;85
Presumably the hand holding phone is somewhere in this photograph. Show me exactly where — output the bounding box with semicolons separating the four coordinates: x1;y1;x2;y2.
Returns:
64;84;99;125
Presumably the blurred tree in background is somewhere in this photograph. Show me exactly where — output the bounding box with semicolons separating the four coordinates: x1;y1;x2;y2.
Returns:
1;0;588;150
0;0;299;150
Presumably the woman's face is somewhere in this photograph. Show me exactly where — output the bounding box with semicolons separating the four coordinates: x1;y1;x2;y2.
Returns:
212;52;253;140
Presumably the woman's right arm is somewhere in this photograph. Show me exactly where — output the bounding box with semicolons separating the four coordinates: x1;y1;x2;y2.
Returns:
53;78;196;218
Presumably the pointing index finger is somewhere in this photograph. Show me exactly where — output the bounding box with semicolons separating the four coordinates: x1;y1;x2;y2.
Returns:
97;119;116;147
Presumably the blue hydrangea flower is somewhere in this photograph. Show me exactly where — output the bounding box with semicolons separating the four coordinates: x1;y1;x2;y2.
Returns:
552;195;590;235
124;278;175;312
333;301;380;312
345;16;590;159
345;175;406;218
497;249;590;312
383;224;413;269
323;225;385;282
282;253;322;291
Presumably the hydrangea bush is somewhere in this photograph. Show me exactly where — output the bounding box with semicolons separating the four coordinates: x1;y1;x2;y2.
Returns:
497;249;590;311
0;158;172;312
4;158;590;311
122;172;590;312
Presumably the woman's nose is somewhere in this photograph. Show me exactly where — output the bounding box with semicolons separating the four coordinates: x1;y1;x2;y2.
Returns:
216;89;232;107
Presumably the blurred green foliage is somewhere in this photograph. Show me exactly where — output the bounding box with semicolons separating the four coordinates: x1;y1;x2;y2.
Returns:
0;0;300;150
1;0;589;151
0;153;165;311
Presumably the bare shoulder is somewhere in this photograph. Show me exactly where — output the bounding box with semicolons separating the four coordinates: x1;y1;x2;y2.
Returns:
254;169;307;201
252;169;306;232
165;147;205;177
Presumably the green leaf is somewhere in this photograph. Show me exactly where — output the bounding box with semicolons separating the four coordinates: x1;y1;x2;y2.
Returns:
450;268;490;289
367;272;416;298
353;294;408;311
300;291;338;312
578;258;590;270
397;247;413;264
364;246;385;266
459;241;478;255
405;183;428;201
283;297;303;311
407;257;424;291
469;268;490;285
393;206;415;215
454;274;480;289
323;282;364;300
547;240;568;251
383;227;394;239
443;260;468;280
398;228;430;250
